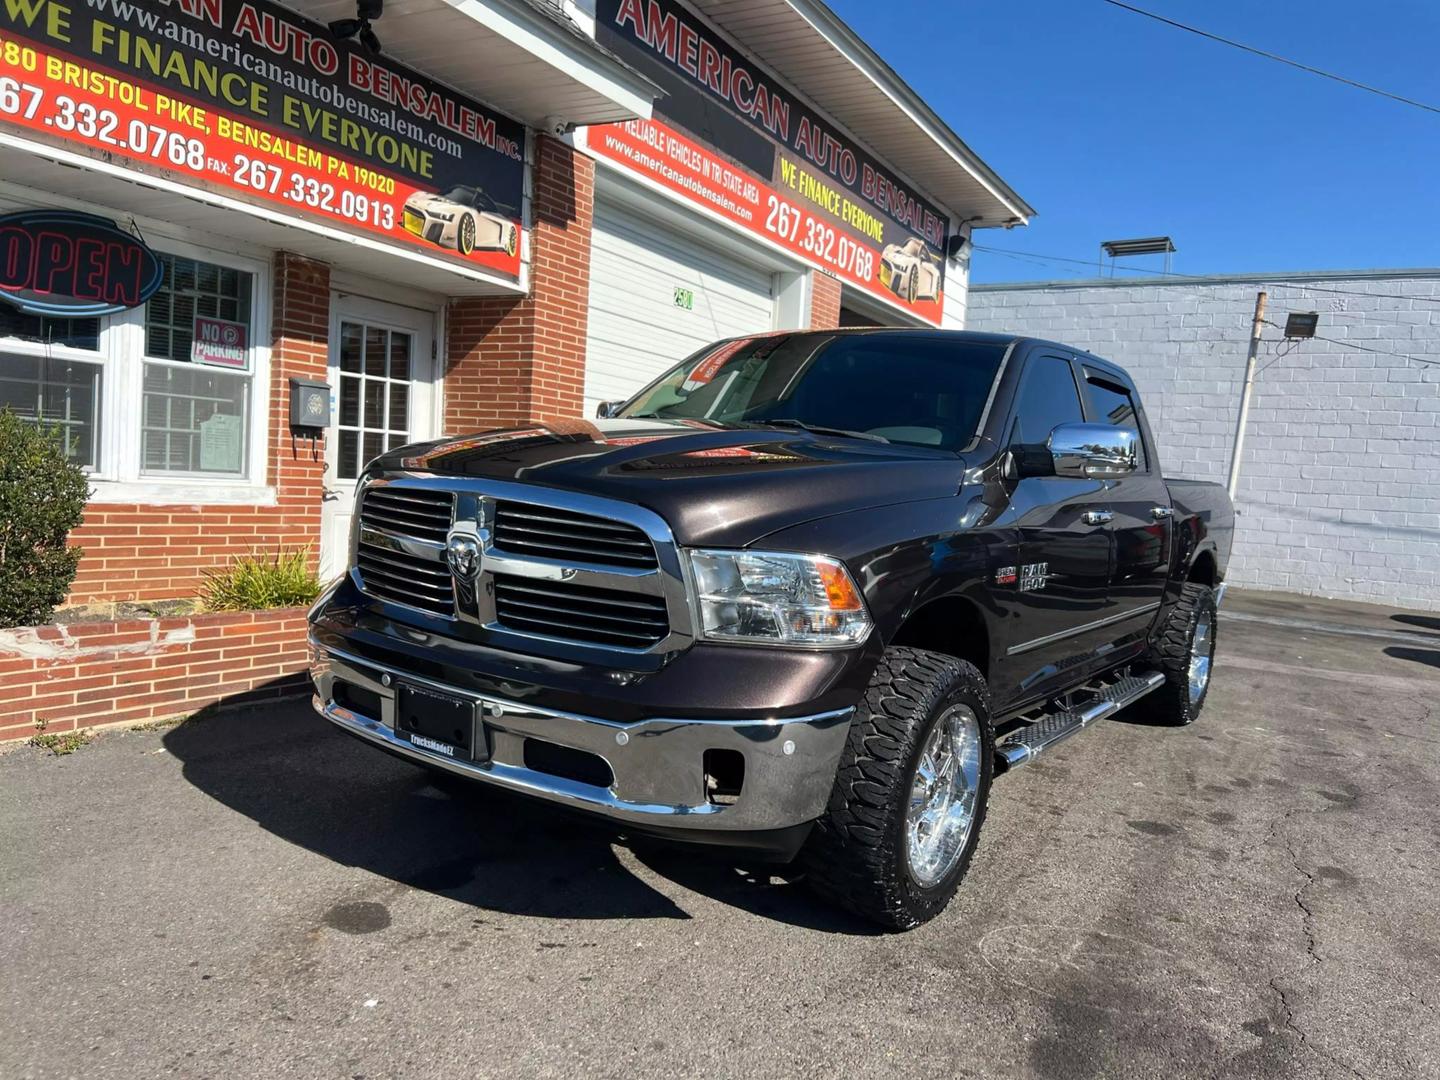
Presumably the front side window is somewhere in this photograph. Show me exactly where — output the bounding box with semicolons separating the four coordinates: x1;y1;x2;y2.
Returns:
1010;356;1084;445
1083;374;1148;470
141;255;255;477
620;333;1007;451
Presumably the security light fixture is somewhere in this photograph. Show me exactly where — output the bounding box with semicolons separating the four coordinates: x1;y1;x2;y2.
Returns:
329;0;383;54
1283;311;1319;339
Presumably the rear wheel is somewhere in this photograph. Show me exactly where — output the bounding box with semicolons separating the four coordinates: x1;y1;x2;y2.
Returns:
800;647;993;930
1141;582;1218;725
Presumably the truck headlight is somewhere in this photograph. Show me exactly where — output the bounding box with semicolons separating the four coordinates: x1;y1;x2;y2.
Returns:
688;549;871;647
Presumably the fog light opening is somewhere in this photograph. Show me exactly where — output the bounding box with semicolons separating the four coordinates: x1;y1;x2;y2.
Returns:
523;738;615;789
703;749;745;806
333;680;383;722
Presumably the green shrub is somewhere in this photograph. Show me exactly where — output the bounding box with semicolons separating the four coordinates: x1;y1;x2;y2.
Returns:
200;548;322;611
0;410;90;628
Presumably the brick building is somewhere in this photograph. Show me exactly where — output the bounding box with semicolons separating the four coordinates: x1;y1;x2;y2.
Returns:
0;0;1031;606
968;270;1440;611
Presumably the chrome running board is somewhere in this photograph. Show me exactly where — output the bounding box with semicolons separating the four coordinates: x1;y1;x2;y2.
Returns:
997;671;1166;771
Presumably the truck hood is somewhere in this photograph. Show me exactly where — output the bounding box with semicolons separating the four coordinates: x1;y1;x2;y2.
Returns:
370;418;967;547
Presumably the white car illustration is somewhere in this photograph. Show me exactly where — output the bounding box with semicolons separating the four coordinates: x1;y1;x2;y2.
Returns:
402;185;517;257
879;237;941;303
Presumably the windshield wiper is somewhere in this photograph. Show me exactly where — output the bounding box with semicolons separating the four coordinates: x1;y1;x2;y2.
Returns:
741;419;889;443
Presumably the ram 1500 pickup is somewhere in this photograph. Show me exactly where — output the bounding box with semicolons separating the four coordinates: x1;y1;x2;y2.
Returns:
308;329;1234;928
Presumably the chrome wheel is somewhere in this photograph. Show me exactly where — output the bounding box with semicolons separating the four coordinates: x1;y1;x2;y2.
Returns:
906;704;983;887
1188;609;1214;704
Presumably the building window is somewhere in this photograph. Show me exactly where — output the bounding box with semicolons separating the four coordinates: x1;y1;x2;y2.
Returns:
145;256;252;362
141;255;255;477
0;309;101;351
0;233;265;492
0;355;103;467
142;365;250;475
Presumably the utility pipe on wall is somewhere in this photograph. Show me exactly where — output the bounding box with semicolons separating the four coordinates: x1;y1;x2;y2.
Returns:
1226;291;1267;499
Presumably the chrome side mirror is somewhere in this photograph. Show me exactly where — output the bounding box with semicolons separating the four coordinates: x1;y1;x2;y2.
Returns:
1048;423;1137;479
595;400;625;419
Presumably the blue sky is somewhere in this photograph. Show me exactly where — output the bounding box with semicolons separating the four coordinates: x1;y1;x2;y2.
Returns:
827;0;1440;283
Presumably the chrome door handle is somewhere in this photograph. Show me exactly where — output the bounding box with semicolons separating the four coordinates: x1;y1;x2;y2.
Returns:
1082;510;1113;526
1151;506;1174;519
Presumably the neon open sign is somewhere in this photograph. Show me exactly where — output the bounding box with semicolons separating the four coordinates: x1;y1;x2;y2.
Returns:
0;210;164;317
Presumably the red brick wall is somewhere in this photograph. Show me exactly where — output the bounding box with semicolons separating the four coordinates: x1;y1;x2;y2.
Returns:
445;135;594;432
810;270;842;330
0;608;310;743
66;253;330;605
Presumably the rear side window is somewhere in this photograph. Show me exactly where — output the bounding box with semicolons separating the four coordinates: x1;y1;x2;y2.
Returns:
1011;356;1084;444
1083;373;1148;471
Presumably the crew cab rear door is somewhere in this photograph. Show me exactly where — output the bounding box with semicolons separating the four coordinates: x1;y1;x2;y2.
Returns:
1080;367;1172;653
993;352;1114;705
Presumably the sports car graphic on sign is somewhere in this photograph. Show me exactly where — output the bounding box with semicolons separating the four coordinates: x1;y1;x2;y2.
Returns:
878;237;941;304
401;185;518;258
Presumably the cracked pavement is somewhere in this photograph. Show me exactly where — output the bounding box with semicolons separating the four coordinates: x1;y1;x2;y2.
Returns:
2;592;1438;1079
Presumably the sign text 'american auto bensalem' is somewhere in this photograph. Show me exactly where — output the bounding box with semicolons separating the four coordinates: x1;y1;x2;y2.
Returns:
590;0;951;323
0;0;526;280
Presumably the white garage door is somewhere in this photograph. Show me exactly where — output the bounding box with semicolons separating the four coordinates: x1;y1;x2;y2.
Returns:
585;198;776;415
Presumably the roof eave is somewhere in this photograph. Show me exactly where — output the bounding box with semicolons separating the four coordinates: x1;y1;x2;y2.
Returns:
785;0;1034;225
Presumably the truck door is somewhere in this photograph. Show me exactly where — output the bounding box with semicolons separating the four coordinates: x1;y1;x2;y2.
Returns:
995;354;1114;706
1080;368;1172;658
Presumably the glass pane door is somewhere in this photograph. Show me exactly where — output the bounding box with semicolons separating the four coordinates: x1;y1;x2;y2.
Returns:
335;320;414;480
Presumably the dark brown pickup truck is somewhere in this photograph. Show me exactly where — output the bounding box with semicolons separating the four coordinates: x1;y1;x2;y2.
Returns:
308;329;1233;928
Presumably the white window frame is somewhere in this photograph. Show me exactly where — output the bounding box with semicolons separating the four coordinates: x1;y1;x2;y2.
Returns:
0;332;108;471
0;235;274;506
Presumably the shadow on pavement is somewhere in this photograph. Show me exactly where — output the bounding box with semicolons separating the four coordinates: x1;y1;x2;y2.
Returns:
162;689;875;935
1383;645;1440;671
1391;612;1440;636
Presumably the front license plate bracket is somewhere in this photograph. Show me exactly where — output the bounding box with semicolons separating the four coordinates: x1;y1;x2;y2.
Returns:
395;683;485;762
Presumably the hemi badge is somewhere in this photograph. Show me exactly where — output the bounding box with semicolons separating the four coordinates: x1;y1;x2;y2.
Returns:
995;566;1018;586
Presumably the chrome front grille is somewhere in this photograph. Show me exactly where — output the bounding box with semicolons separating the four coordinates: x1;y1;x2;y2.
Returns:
360;487;453;542
493;502;658;569
352;479;690;655
493;575;669;648
355;487;455;616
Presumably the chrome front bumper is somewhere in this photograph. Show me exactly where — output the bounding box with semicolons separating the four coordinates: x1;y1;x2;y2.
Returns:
310;640;854;833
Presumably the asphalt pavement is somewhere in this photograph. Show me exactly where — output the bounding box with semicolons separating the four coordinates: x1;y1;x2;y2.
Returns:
2;593;1438;1079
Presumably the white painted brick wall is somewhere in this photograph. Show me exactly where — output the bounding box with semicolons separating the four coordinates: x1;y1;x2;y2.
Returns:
967;272;1440;612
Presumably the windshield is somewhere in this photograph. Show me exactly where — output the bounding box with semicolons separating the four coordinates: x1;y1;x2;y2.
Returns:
440;185;498;212
619;333;1007;451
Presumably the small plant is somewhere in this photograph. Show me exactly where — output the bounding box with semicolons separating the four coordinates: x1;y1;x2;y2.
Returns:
29;719;93;756
200;547;321;611
0;409;90;628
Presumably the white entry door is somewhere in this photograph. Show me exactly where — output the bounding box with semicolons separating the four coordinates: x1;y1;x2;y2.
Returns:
321;297;436;580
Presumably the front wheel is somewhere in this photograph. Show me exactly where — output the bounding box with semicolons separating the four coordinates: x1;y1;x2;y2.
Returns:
800;647;993;930
1140;582;1218;725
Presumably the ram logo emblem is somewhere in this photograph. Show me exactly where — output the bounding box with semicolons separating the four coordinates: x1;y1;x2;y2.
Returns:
446;531;482;582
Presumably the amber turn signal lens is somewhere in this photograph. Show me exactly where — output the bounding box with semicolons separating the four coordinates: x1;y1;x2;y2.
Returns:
816;560;863;610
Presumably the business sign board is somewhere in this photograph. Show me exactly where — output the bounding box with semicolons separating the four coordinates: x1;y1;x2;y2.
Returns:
0;208;164;315
588;0;950;325
0;0;525;281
